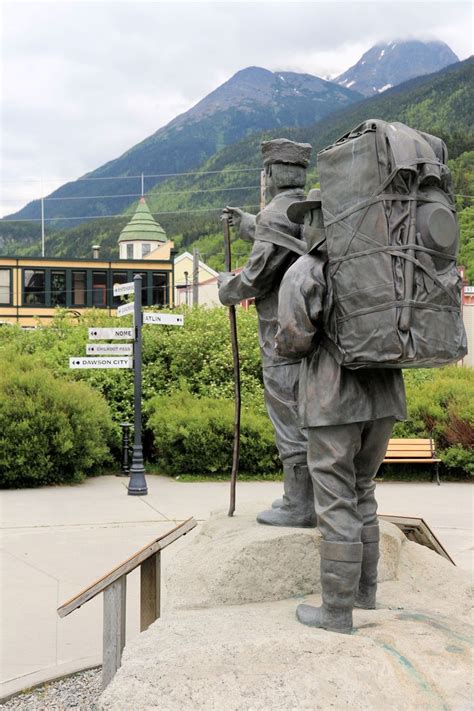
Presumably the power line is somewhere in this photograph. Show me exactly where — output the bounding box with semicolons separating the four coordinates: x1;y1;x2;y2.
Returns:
1;205;261;223
0;168;261;184
1;185;260;204
20;284;169;299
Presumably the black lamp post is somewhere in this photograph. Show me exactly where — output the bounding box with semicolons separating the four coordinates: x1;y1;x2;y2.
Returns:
128;275;148;496
118;423;132;476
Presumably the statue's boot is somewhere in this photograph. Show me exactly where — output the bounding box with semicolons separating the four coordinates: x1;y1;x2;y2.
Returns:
271;497;284;509
354;525;379;609
257;461;316;527
296;540;363;634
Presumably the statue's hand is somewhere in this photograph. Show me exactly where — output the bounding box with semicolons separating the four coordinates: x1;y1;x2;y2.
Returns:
222;206;245;231
218;271;234;290
222;206;256;242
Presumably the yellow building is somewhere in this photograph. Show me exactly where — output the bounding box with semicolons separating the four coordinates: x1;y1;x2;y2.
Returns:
0;199;175;327
174;251;218;306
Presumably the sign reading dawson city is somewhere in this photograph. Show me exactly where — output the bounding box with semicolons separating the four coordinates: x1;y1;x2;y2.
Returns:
69;357;133;369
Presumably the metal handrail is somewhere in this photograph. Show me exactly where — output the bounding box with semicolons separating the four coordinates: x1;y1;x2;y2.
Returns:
57;517;197;689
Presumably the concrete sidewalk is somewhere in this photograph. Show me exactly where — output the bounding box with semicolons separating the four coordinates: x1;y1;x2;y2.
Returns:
1;475;473;698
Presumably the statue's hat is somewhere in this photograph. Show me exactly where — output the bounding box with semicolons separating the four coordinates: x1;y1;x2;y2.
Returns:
287;188;322;224
261;138;312;168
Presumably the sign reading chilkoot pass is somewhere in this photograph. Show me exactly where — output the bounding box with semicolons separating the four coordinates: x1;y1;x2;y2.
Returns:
86;344;134;356
88;328;134;340
69;357;133;369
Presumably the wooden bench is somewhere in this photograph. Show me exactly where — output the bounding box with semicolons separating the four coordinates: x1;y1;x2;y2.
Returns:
382;438;442;485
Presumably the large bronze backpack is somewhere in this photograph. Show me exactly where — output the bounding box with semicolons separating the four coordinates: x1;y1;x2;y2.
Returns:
317;119;467;368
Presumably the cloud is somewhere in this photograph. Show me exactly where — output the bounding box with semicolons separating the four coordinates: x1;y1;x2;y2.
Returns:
1;0;472;216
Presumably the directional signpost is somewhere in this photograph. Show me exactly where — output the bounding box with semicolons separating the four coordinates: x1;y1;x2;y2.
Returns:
69;277;184;497
129;276;146;496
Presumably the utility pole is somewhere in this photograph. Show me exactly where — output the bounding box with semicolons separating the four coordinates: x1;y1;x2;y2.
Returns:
41;197;45;258
192;249;200;306
260;169;266;211
141;173;144;197
184;270;189;306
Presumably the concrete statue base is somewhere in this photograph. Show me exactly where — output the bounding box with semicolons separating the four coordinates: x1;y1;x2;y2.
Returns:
99;506;473;710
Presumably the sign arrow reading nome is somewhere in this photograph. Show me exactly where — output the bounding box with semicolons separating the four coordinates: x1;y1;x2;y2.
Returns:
88;328;134;340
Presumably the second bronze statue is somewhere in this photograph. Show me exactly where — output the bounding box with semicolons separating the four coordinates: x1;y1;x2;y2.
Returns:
218;138;316;528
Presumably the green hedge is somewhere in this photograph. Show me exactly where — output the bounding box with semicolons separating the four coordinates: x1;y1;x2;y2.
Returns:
0;309;473;482
146;389;279;477
0;357;114;488
394;367;474;477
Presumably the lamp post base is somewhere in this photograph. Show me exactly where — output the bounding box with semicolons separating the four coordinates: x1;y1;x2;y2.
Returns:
128;445;147;496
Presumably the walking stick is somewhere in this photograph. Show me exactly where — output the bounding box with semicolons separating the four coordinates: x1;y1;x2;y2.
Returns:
223;215;241;516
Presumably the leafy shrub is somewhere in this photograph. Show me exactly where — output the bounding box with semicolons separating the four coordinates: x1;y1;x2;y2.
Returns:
146;389;279;477
1;309;473;479
393;367;474;477
0;357;114;488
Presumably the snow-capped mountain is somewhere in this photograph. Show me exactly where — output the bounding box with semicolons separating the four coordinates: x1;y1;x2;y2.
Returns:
335;39;459;96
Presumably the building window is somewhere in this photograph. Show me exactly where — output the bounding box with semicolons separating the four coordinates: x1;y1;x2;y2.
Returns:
72;271;86;306
0;269;11;305
142;243;151;258
112;271;128;306
51;271;67;306
133;272;147;302
152;272;168;306
24;269;45;305
126;244;134;260
92;271;107;307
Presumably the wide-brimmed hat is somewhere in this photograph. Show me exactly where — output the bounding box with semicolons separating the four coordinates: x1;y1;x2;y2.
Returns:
287;188;322;224
261;138;312;168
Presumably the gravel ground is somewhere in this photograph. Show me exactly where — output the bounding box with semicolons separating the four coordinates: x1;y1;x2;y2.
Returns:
1;669;101;710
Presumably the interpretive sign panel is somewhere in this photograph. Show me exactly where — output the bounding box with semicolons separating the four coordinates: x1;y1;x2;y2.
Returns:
117;302;135;317
69;357;133;369
143;313;184;326
113;282;135;297
86;344;133;356
89;328;134;340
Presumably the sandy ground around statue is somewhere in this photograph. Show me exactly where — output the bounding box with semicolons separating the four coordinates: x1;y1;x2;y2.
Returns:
99;510;473;711
0;476;473;699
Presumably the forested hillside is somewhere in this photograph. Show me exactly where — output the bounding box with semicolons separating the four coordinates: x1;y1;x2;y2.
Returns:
3;67;360;225
2;57;472;279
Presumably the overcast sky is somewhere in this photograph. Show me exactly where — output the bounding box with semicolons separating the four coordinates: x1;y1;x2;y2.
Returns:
1;0;472;217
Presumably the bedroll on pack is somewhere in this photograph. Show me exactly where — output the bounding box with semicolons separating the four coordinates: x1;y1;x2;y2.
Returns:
317;119;467;369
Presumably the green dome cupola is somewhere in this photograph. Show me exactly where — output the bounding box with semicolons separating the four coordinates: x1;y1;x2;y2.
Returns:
119;198;167;259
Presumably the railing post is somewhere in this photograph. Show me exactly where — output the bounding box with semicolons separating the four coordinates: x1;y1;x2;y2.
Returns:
140;551;161;632
102;576;127;689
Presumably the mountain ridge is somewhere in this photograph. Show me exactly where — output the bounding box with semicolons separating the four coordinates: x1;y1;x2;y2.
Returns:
3;67;361;224
5;56;471;266
335;39;459;96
